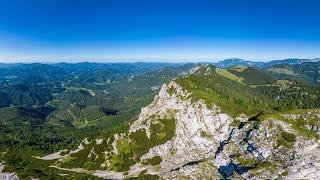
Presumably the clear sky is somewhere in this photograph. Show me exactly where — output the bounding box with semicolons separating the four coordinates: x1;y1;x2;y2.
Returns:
0;0;320;63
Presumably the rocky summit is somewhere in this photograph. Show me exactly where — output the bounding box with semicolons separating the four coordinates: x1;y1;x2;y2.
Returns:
126;74;320;179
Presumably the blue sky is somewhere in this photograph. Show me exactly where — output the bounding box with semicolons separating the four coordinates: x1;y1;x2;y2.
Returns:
0;0;320;63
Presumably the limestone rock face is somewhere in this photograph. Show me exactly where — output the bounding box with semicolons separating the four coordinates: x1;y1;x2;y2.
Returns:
0;163;19;180
286;141;320;179
128;80;320;179
130;81;233;175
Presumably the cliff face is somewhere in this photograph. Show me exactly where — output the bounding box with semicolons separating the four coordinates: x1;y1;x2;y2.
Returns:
129;81;233;178
125;76;320;179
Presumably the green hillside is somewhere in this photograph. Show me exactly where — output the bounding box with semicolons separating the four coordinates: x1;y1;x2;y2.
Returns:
176;65;320;116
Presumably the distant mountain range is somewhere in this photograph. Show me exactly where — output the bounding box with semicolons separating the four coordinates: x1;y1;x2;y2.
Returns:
213;58;320;68
1;58;319;69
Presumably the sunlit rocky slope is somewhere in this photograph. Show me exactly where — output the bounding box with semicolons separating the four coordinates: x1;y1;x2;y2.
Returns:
20;65;319;179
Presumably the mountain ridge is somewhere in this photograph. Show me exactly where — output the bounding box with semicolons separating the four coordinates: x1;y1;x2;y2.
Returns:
21;65;320;179
214;58;320;68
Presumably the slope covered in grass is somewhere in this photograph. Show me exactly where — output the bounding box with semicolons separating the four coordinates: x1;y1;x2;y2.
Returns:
215;68;245;84
176;65;320;116
176;65;273;116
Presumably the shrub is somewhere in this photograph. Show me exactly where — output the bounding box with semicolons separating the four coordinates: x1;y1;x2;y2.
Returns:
142;155;162;166
277;131;296;148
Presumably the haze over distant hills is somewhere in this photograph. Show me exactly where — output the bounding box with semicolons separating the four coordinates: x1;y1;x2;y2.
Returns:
213;58;320;68
1;57;319;65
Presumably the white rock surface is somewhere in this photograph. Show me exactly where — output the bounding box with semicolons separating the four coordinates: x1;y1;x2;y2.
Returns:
96;138;103;145
130;81;233;175
0;163;19;180
286;141;320;179
36;138;90;160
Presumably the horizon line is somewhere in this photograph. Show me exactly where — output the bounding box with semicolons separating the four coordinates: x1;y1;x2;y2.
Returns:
0;57;319;65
